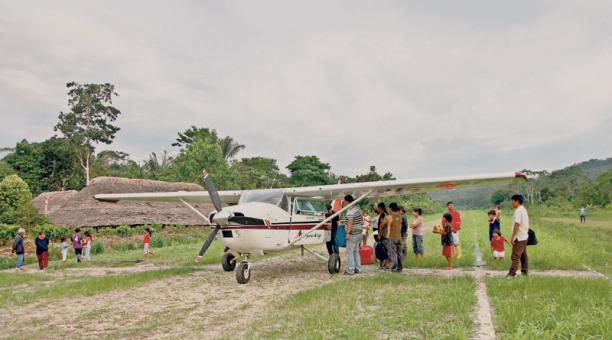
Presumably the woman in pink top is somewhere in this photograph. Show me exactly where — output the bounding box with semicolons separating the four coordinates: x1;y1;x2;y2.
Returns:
411;208;425;259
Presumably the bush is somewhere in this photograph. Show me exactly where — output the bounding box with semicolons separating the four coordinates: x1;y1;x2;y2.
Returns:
0;225;19;244
114;225;134;237
150;235;166;248
93;240;105;254
31;225;71;241
112;241;137;252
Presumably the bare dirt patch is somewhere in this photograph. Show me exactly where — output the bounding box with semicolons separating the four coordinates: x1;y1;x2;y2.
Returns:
1;248;336;339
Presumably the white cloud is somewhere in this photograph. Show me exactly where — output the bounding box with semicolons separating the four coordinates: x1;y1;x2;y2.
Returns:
0;0;610;179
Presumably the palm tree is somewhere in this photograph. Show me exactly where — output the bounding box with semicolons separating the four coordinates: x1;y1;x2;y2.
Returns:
219;137;245;160
143;151;173;179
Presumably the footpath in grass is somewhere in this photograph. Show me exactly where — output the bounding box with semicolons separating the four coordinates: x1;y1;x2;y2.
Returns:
0;266;200;308
486;276;612;339
245;275;476;339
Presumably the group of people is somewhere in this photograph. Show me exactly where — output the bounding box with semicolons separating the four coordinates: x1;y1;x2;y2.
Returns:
324;194;531;278
11;227;155;272
325;195;431;274
11;227;94;272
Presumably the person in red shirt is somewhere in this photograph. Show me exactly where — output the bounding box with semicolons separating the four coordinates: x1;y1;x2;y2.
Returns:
144;228;155;258
490;230;511;260
442;202;462;259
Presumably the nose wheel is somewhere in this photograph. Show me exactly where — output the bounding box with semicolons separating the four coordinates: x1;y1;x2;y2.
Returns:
236;261;251;284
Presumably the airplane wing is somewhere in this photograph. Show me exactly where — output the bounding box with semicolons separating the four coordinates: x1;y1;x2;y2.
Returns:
281;172;527;200
94;172;526;204
94;190;242;204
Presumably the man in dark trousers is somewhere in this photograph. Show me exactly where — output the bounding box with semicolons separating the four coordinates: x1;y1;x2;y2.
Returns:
508;195;530;277
325;204;340;255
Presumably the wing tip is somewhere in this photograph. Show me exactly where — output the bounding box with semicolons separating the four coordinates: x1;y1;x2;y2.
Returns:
514;172;529;181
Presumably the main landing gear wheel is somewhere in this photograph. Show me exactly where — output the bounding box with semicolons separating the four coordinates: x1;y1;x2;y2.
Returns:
221;253;236;272
328;253;341;274
236;262;251;284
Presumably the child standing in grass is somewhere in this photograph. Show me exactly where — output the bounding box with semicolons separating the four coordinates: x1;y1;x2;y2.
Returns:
439;213;454;269
490;230;511;260
60;236;68;262
144;228;155;258
84;231;93;261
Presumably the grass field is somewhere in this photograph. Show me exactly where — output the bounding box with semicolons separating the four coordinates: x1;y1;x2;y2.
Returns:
487;276;612;339
244;275;477;339
1;208;610;338
404;210;612;276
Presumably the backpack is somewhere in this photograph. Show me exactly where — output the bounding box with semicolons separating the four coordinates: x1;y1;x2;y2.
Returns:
527;229;538;246
375;241;388;261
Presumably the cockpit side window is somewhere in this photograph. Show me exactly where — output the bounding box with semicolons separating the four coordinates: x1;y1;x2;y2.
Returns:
293;198;326;216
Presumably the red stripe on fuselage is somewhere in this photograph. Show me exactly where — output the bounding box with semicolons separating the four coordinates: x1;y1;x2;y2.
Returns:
223;224;331;231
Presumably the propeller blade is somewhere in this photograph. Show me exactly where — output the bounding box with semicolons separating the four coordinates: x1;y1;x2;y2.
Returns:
202;169;222;212
197;225;221;257
228;216;266;226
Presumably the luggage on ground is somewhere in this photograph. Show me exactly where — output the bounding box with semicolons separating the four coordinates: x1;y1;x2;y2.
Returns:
360;245;374;265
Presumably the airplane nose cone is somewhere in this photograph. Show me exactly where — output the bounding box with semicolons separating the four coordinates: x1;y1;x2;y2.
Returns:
212;210;232;225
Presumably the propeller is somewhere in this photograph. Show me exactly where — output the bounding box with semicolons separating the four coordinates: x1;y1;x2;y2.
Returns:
203;169;223;212
196;169;224;261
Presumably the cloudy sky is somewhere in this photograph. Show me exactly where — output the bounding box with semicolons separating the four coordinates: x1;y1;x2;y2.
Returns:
1;1;610;178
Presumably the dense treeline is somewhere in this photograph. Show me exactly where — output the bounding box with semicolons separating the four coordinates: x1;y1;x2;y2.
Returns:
491;159;612;209
1;82;608;226
0;82;443;225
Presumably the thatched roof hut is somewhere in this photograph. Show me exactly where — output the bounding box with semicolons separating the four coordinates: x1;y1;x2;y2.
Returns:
33;177;213;227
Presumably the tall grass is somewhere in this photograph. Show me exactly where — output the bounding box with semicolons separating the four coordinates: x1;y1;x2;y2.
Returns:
245;275;477;339
487;276;612;339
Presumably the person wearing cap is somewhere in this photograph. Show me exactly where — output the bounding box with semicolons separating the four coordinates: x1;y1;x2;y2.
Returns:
12;228;26;272
343;195;363;275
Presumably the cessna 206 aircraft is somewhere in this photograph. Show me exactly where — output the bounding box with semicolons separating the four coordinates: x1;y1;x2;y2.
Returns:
95;170;527;284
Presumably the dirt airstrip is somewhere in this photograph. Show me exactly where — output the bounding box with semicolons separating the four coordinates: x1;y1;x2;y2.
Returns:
1;246;604;339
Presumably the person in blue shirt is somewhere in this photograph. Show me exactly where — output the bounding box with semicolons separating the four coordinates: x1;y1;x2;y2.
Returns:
488;210;500;241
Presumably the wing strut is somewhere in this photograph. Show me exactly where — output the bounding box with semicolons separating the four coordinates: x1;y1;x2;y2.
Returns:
288;190;373;246
179;199;212;225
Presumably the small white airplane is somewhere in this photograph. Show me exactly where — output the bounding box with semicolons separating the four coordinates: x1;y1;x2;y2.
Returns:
95;170;527;283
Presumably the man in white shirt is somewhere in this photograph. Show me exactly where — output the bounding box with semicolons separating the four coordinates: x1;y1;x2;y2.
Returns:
508;194;529;277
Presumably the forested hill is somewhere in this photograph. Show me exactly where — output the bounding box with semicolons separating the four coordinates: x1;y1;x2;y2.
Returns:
577;158;612;179
430;157;612;209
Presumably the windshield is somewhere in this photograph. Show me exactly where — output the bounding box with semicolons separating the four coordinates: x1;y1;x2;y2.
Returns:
293;198;326;216
239;189;289;211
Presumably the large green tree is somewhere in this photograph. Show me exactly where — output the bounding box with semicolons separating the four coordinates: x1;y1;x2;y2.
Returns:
346;166;395;183
54;82;121;185
286;155;332;186
172;126;219;149
165;135;230;188
2;138;83;194
230;157;289;189
0;174;32;224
